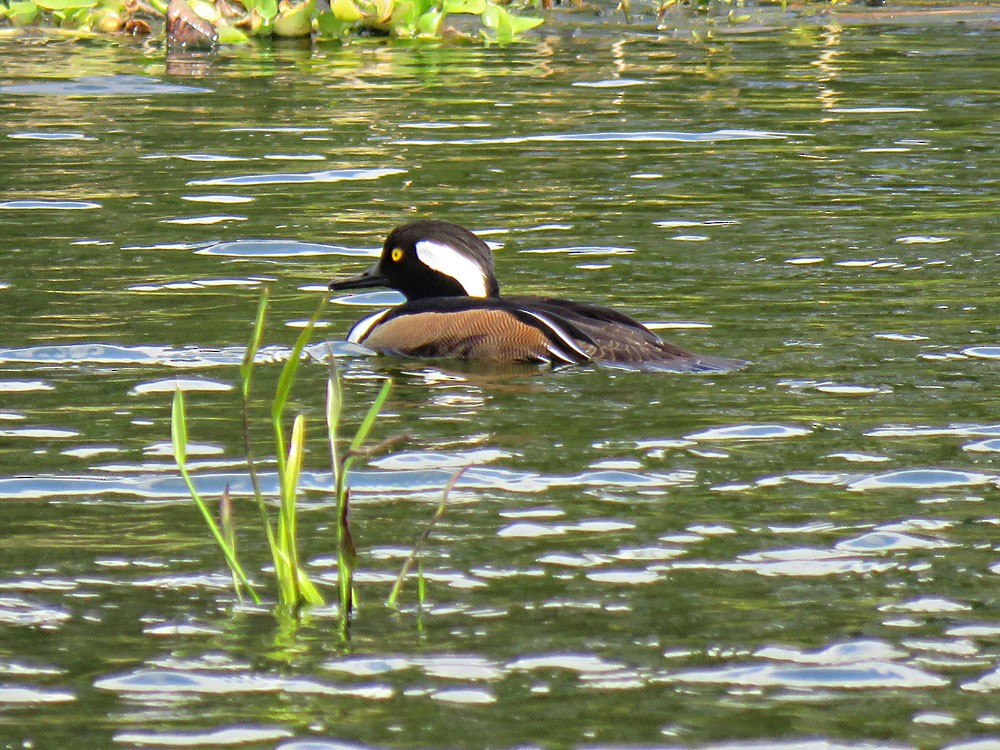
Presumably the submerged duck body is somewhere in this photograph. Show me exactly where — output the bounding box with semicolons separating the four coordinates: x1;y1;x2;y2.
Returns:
329;220;744;373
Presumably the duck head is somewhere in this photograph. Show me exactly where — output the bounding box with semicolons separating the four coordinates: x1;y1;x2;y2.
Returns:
329;220;501;300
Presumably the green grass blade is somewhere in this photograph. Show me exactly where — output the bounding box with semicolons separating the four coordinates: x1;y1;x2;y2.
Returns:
220;485;240;596
325;344;342;480
171;386;188;464
348;378;392;454
277;413;306;607
272;296;327;472
335;376;393;621
172;388;261;605
417;558;426;605
296;565;325;606
240;285;270;399
336;484;356;620
386;465;466;609
277;413;326;608
325;354;354;623
239;291;280;569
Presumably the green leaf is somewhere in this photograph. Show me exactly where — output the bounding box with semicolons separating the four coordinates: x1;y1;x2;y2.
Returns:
330;0;363;22
171;388;188;465
315;9;348;35
276;413;308;607
348;378;392;454
56;4;91;23
34;0;97;11
441;0;482;13
240;286;269;399
325;348;342;476
243;0;276;19
482;2;540;42
216;23;250;43
480;1;499;27
296;566;325;605
8;0;40;23
415;6;440;34
271;295;326;473
273;0;314;36
242;0;274;13
506;12;541;33
171;388;261;605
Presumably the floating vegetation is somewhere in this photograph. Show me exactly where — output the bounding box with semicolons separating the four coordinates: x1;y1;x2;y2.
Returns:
0;0;544;44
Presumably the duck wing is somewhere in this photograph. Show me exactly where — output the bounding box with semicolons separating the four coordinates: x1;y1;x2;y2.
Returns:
505;296;745;373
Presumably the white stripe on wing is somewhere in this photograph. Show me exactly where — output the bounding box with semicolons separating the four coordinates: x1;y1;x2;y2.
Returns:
346;309;391;344
519;310;590;363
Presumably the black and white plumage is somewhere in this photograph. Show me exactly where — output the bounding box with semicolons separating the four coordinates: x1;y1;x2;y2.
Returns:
328;220;745;372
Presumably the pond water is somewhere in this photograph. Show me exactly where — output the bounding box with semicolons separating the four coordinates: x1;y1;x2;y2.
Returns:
2;10;1000;749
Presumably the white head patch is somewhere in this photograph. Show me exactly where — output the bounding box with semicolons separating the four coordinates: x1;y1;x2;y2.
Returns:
414;240;490;298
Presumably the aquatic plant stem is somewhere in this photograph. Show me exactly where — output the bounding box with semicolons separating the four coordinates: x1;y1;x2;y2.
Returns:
240;286;281;574
272;296;327;476
386;465;468;609
172;388;261;605
329;376;397;622
265;295;328;610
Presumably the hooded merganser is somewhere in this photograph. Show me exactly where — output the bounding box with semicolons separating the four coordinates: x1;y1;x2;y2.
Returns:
329;220;744;372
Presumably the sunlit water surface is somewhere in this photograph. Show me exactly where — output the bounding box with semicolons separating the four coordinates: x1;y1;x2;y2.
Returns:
2;15;1000;750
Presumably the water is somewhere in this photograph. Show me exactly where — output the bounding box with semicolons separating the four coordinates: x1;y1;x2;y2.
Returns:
2;13;1000;749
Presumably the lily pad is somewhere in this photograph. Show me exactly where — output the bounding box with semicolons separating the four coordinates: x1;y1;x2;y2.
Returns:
34;0;98;11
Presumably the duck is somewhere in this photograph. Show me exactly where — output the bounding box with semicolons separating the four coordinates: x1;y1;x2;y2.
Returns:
328;220;745;373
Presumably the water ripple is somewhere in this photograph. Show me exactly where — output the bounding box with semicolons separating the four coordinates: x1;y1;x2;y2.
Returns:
0;200;100;210
430;688;495;704
963;346;1000;360
392;129;795;146
0;596;72;627
685;424;813;441
847;469;996;492
0;463;704;500
835;531;953;552
197;239;373;258
162;215;246;225
0;343;303;368
520;246;634;257
508;653;626;674
866;424;1000;438
0;685;75;704
668;557;896;578
0;75;210;96
755;640;906;665
94;669;394;699
667;661;946;689
571;78;651;88
114;726;294;746
129;378;233;396
7;131;95;141
964;439;1000;453
962;666;1000;693
188;168;406;187
0;380;54;392
277;741;381;750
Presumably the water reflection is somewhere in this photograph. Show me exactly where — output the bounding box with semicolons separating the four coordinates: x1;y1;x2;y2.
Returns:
2;21;1000;750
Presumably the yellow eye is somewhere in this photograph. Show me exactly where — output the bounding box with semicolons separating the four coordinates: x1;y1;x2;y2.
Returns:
390;248;404;262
